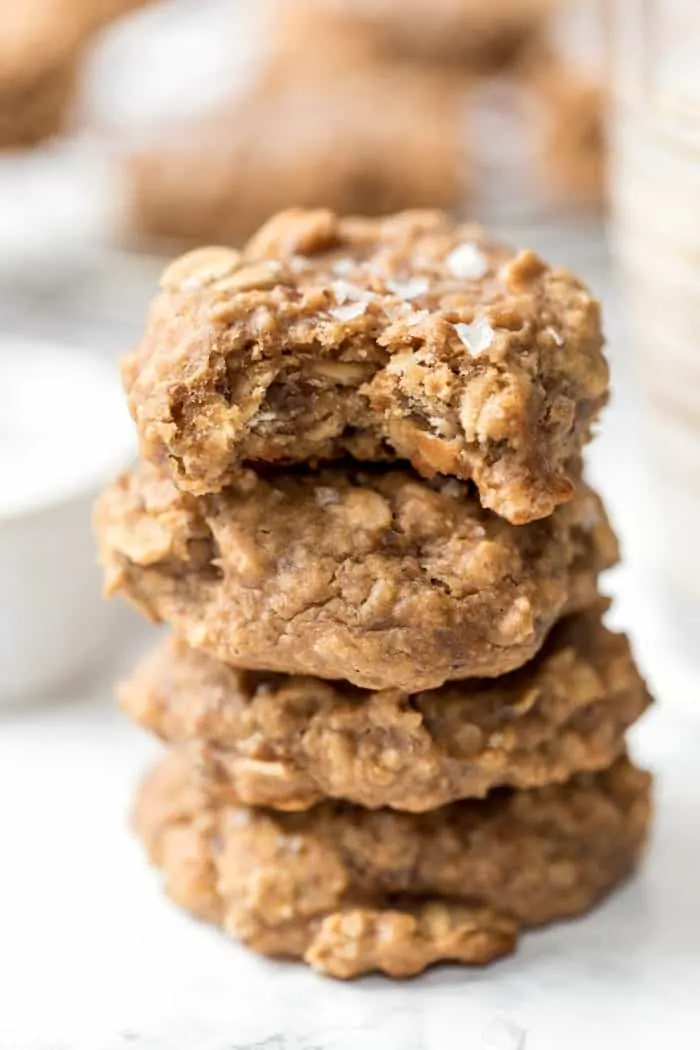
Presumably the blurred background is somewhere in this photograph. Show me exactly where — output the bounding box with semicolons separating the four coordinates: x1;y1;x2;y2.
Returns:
2;1;700;1044
1;0;607;351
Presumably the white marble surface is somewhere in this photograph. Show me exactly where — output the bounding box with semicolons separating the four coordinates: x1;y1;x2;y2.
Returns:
2;696;698;1050
1;236;700;1049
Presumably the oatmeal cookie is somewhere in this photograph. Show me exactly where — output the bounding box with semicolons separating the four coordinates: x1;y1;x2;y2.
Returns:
124;209;608;524
0;61;77;149
128;72;463;250
538;74;606;209
0;0;84;147
0;0;154;148
274;0;556;74
96;462;618;691
121;610;650;812
134;752;651;978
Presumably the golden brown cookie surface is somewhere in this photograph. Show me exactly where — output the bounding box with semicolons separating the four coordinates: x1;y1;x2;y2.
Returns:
124;209;608;524
134;753;651;978
121;610;650;811
96;462;618;690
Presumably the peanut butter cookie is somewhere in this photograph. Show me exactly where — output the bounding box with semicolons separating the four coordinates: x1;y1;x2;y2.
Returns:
134;753;651;978
96;462;618;690
276;0;556;74
129;75;463;250
123;210;608;524
121;610;650;811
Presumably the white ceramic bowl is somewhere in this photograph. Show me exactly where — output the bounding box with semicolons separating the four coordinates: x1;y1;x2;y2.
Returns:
0;338;135;702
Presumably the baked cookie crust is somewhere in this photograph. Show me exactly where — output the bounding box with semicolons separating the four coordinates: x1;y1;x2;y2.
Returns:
121;610;650;811
96;462;618;690
123;209;608;524
134;753;651;978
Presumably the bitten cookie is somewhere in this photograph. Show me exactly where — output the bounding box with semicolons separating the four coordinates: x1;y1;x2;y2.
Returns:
134;753;651;978
123;209;608;524
96;462;618;691
121;610;651;812
129;72;463;250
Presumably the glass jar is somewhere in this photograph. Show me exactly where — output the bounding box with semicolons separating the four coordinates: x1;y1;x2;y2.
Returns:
609;0;700;609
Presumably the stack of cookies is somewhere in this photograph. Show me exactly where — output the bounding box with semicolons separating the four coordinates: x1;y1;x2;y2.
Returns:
96;208;652;979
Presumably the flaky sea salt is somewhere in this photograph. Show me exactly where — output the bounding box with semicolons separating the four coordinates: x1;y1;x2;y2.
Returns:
332;279;374;304
386;276;429;300
579;496;602;530
440;478;464;499
454;318;495;356
315;486;341;506
446;243;489;280
229;810;251;828
546;325;564;347
406;309;430;327
288;255;309;273
331;258;354;276
329;302;367;322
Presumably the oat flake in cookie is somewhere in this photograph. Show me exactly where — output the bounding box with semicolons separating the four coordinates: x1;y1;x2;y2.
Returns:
134;752;651;979
120;609;651;812
123;209;609;524
96;462;618;691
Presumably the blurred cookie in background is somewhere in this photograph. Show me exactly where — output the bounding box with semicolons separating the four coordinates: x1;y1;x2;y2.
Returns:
79;0;153;30
122;0;607;252
0;0;153;149
266;0;381;82
128;66;466;249
280;0;557;74
0;57;79;150
0;0;86;148
533;66;606;209
528;0;607;209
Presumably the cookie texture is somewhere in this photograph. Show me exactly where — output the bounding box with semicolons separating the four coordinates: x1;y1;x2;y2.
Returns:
123;210;608;524
134;753;651;978
129;74;463;250
96;462;618;691
121;610;651;812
